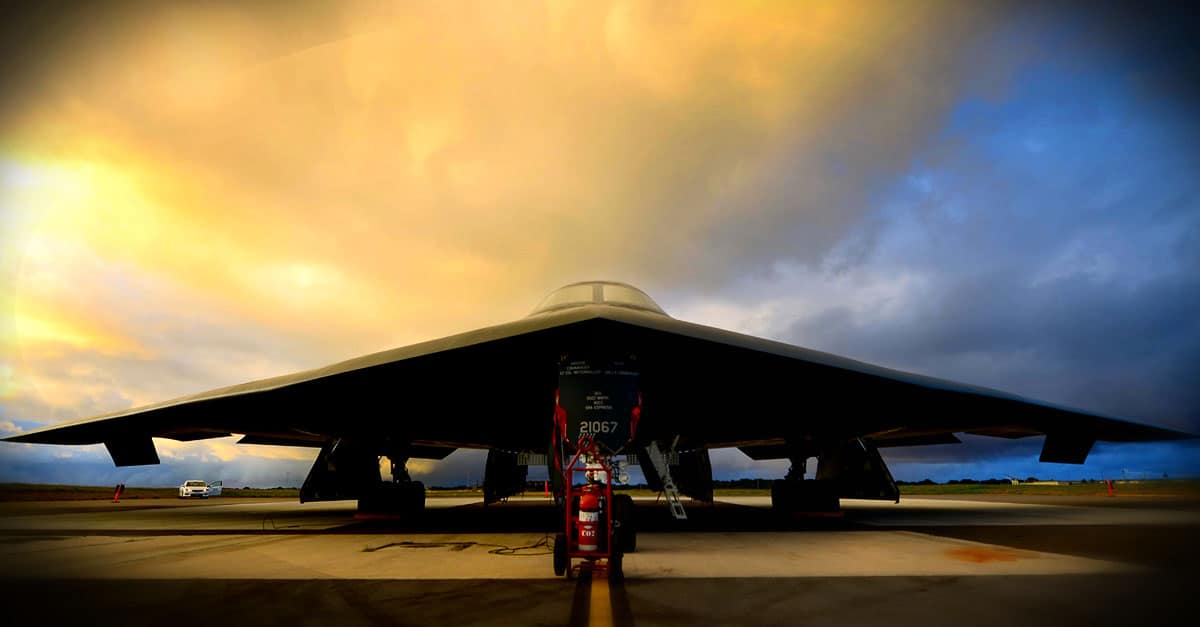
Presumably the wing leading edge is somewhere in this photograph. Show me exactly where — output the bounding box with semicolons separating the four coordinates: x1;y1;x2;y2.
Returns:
4;301;1192;467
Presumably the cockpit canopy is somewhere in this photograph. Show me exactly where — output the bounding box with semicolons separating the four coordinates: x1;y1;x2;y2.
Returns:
530;281;668;317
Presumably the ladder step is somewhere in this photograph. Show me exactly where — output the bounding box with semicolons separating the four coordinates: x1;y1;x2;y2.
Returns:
647;440;688;521
662;484;687;520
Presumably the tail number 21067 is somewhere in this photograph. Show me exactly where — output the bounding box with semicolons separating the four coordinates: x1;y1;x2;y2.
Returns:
579;421;620;434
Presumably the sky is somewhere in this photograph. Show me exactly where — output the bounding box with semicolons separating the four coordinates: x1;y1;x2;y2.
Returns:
1;1;1197;488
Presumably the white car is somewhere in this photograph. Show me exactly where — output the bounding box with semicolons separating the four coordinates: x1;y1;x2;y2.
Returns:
178;480;210;498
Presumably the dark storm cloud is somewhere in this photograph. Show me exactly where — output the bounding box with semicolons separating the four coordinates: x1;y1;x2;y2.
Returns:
793;270;1200;431
0;444;319;489
681;2;1200;286
3;2;1198;486
753;6;1200;479
1060;0;1200;131
785;64;1200;433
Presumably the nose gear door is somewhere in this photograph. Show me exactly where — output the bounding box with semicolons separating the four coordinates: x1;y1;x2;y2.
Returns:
556;355;640;456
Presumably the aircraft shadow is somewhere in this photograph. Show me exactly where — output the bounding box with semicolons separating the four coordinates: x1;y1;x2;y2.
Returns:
345;499;858;534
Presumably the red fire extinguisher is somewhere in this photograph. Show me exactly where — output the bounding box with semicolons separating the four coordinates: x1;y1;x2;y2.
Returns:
577;485;601;552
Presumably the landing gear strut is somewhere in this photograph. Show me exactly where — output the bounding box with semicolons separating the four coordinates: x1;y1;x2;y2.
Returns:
772;454;839;513
553;436;623;580
357;453;425;516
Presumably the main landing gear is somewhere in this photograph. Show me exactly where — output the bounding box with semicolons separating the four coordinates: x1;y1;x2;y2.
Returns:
771;479;839;513
771;455;840;514
358;480;425;515
357;455;426;516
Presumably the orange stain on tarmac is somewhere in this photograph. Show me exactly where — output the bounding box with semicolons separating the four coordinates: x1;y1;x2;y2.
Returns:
944;546;1024;563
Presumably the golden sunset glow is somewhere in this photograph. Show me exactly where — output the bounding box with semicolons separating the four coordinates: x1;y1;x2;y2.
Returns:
0;0;993;474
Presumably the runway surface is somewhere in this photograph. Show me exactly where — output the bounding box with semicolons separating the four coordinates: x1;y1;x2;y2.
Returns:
2;494;1196;626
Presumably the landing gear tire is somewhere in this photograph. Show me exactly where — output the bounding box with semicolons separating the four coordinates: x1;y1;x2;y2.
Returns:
771;479;839;513
770;479;793;512
609;549;624;581
404;480;426;512
357;481;426;515
612;494;637;553
553;533;568;576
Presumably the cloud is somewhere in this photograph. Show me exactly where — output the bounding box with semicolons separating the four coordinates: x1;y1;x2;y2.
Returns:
2;2;1197;486
1;2;1010;323
771;55;1200;433
661;9;1200;481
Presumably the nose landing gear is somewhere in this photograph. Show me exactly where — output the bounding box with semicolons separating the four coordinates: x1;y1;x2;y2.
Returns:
553;436;624;581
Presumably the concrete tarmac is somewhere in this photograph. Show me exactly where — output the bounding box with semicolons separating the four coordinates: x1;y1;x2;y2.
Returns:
1;494;1196;626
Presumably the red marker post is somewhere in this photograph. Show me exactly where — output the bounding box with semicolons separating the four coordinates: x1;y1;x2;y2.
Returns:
112;483;125;503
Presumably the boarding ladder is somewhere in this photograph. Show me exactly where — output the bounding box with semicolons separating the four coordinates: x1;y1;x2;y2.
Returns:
647;439;687;520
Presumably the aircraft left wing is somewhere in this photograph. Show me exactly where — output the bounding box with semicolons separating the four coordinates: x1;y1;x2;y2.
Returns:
3;305;607;464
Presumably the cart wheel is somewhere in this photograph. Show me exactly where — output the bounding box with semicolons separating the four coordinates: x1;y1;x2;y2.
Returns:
609;550;624;581
613;494;637;553
553;533;567;577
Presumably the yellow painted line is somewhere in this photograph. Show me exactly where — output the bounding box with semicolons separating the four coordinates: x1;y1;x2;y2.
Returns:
588;572;612;627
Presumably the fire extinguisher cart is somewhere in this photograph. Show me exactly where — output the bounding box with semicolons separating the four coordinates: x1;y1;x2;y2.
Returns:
553;436;622;580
